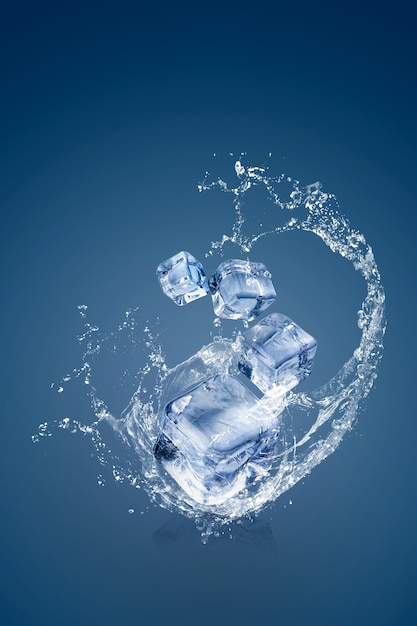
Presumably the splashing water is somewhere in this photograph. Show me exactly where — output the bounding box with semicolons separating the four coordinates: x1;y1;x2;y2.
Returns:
34;157;386;541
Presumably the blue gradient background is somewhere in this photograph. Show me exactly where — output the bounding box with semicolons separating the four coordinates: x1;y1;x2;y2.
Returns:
1;2;416;625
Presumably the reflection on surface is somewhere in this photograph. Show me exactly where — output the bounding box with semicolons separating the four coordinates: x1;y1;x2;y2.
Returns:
153;515;277;552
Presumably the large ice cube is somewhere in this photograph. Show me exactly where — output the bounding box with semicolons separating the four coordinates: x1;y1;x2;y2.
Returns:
156;251;209;306
209;259;276;322
238;312;317;394
154;374;279;505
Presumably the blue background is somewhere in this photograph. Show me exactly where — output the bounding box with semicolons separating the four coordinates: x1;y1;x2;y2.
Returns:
1;1;416;624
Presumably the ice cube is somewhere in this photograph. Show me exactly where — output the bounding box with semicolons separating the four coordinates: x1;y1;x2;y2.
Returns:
154;374;279;505
238;312;317;394
156;251;209;306
209;259;276;322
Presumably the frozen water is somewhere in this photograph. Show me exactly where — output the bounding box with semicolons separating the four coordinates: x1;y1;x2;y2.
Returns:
239;312;317;394
154;374;279;505
156;250;209;306
39;157;386;537
209;259;276;322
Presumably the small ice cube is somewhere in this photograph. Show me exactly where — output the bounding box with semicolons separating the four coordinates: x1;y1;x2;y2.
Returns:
156;251;209;306
154;374;279;505
238;312;317;394
209;259;276;322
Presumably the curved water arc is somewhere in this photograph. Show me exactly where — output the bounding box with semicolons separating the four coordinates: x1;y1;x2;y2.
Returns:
120;162;386;524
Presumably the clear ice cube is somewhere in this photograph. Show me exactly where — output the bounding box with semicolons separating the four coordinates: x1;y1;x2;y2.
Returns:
238;312;317;394
209;259;276;322
154;374;279;505
156;251;209;306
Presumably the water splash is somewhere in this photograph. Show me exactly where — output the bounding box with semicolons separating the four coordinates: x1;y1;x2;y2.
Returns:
34;156;386;541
